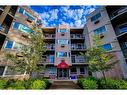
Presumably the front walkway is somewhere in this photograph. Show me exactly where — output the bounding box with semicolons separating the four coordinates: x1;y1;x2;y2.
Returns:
49;80;80;89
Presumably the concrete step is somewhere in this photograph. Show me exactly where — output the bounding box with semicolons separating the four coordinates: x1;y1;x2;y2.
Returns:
49;81;80;89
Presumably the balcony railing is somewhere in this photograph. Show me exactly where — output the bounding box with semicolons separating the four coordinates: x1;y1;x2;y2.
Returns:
71;55;86;63
122;49;127;58
71;44;86;50
41;55;55;64
44;34;55;39
0;24;9;34
110;7;127;19
70;34;84;39
45;44;55;50
0;6;5;11
8;8;16;16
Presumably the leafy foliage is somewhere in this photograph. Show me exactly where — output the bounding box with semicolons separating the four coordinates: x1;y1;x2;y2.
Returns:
82;79;98;89
0;79;7;89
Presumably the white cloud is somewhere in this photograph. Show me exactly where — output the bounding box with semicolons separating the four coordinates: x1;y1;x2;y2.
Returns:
74;20;82;27
49;9;59;21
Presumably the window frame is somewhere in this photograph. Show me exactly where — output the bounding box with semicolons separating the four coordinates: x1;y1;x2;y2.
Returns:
94;25;107;35
91;12;101;22
57;52;68;57
102;43;113;51
59;29;67;33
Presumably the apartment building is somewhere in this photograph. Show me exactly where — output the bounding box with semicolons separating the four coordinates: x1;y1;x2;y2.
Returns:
86;6;127;79
40;25;88;79
0;6;41;77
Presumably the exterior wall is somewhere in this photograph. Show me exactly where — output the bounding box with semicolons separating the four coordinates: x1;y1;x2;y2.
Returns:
86;7;125;79
0;6;41;77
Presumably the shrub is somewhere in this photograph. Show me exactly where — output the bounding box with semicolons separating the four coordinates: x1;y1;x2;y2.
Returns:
0;79;6;89
82;79;98;89
43;79;51;89
7;80;25;90
30;80;46;89
86;76;97;81
99;78;121;89
77;78;85;89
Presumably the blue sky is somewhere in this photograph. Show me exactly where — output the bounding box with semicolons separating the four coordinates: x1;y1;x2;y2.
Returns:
30;6;100;27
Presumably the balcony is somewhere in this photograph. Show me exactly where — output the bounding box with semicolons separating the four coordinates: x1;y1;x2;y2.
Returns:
116;23;127;36
44;34;55;39
70;34;84;39
0;24;9;34
44;44;55;50
110;7;127;19
71;55;86;64
71;43;86;50
41;55;55;64
0;6;5;11
8;8;16;16
122;49;127;58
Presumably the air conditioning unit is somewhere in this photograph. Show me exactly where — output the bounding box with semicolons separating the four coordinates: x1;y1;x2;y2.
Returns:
26;17;33;23
99;33;104;38
94;20;100;24
61;44;65;48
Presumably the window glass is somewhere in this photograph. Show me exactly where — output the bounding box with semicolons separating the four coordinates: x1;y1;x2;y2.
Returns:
102;44;112;51
59;29;67;32
94;26;106;34
70;68;77;73
18;7;24;14
24;12;35;21
5;40;14;49
13;43;22;50
13;22;20;29
80;67;85;72
58;39;69;44
13;22;33;33
57;52;67;57
119;23;127;33
48;55;54;63
91;13;101;22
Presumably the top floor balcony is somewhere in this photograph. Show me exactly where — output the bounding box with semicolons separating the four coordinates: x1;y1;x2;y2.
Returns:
110;7;127;19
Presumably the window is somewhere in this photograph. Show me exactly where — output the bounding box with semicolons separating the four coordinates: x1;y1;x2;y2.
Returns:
118;23;127;33
59;29;67;32
91;13;101;22
18;7;35;21
18;7;24;14
48;55;54;63
80;67;85;73
102;43;112;51
57;52;67;57
5;40;14;49
94;26;106;35
13;22;33;33
70;68;77;73
58;40;69;45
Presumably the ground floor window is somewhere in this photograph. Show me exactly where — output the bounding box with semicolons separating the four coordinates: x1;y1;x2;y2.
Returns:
0;66;5;75
80;67;85;74
70;67;77;74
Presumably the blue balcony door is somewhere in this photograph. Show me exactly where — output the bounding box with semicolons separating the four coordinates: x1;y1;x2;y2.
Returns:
57;69;69;79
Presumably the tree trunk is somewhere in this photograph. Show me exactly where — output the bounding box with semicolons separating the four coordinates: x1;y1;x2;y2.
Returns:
102;71;107;84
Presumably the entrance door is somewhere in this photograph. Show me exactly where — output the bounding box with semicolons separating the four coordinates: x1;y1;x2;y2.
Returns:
57;69;69;79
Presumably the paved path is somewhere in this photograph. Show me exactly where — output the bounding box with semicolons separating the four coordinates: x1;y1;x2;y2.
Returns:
49;80;80;89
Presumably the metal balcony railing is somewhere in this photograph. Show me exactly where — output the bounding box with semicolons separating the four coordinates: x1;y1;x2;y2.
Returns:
110;7;127;19
41;55;55;64
44;34;55;39
122;49;127;58
71;44;86;50
0;24;9;34
70;34;84;39
44;44;55;50
71;55;86;63
0;6;5;10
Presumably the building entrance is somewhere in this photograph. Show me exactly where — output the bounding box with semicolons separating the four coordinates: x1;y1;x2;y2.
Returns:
57;68;69;79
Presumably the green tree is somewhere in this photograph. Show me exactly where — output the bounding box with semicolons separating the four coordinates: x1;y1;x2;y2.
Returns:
5;23;46;78
83;35;118;82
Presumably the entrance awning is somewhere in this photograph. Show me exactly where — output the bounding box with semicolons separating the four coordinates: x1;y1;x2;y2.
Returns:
57;60;69;69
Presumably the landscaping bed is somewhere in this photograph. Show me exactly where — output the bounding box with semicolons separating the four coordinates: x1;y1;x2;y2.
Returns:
77;76;127;89
0;78;51;90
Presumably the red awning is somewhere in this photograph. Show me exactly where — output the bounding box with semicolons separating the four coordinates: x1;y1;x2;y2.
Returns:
57;60;69;69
